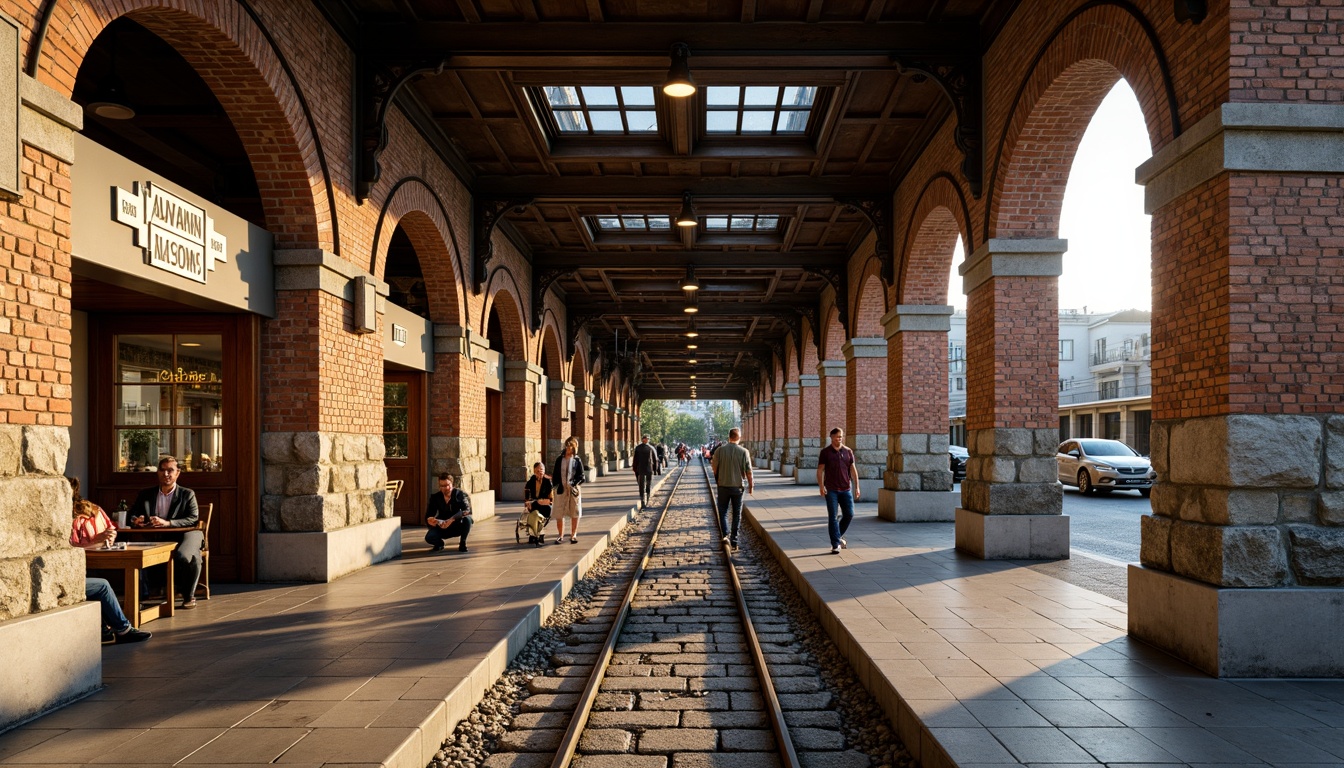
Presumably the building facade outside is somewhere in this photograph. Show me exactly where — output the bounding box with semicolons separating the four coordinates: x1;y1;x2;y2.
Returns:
949;308;1154;454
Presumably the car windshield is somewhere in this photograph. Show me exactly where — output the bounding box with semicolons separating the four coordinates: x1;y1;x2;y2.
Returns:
1078;439;1139;457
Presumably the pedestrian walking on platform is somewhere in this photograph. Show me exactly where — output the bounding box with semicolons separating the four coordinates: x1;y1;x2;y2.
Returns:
551;436;586;543
817;427;860;554
632;435;657;509
711;428;753;550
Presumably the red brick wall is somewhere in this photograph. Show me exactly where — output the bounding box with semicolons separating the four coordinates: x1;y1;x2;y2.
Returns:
846;357;886;438
965;277;1059;431
890;331;948;435
0;147;72;427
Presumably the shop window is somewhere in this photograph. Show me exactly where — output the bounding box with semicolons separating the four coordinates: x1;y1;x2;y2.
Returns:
384;382;410;459
1077;413;1093;438
114;334;223;472
1103;412;1121;440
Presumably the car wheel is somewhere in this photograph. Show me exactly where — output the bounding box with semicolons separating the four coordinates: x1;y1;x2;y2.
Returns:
1077;470;1093;495
1139;488;1151;498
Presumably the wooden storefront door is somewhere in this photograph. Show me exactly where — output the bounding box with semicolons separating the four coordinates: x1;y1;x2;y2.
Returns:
383;370;426;525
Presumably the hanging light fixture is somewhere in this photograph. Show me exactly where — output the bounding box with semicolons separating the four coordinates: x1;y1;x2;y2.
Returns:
685;319;699;338
87;33;136;120
662;43;697;98
688;352;698;364
683;293;698;314
675;192;698;228
679;263;700;291
686;342;698;350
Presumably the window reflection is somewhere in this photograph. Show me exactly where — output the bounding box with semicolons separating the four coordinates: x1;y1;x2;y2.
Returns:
114;334;224;472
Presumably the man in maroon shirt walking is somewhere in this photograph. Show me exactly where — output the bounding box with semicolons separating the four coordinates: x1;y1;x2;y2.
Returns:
816;427;861;554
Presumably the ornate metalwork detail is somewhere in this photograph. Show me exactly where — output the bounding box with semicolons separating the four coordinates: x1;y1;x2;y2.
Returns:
797;305;821;362
473;197;534;293
837;195;895;286
802;265;850;339
1174;0;1206;23
893;57;983;197
566;310;601;362
531;267;575;333
357;57;447;203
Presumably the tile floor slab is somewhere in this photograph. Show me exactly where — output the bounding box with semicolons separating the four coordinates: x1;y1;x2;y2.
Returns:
988;728;1097;764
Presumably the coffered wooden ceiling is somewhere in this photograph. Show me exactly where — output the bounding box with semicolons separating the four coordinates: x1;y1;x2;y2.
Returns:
318;0;1019;401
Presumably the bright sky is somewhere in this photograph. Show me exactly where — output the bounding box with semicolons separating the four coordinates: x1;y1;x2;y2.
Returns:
947;81;1153;313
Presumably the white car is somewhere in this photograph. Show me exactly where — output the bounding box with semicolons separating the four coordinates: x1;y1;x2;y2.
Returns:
1057;439;1156;496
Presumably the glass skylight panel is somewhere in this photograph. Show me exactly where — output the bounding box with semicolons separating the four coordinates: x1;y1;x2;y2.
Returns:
705;86;818;135
703;215;782;233
542;86;659;135
593;215;674;232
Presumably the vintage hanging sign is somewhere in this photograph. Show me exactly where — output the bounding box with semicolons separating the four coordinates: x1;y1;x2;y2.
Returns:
111;181;228;284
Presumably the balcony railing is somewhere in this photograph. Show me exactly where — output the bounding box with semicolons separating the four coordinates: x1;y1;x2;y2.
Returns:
1059;383;1151;405
1090;347;1149;367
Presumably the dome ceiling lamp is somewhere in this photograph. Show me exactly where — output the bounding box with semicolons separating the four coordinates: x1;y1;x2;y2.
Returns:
662;43;697;98
675;192;698;228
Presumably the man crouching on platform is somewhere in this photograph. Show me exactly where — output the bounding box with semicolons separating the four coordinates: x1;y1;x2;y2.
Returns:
129;456;203;609
426;472;472;553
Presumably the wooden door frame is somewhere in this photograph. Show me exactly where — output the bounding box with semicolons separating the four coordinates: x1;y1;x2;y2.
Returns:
89;313;259;582
383;369;426;524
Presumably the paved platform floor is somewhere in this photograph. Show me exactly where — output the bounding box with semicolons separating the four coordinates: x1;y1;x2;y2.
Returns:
10;464;1344;768
744;470;1344;768
0;468;667;768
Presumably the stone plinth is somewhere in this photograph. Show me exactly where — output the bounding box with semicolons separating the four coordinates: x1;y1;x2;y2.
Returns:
1129;565;1344;677
955;507;1069;559
878;490;958;522
955;427;1064;558
261;432;390;534
0;603;100;728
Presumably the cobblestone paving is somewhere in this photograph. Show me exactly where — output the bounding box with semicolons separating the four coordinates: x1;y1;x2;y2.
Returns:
443;464;909;768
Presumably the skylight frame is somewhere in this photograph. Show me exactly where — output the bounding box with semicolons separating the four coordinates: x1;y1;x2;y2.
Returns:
704;86;819;136
702;214;784;234
589;214;676;234
536;86;661;137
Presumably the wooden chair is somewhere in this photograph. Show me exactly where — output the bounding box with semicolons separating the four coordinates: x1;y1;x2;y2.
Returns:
195;503;213;600
385;479;404;501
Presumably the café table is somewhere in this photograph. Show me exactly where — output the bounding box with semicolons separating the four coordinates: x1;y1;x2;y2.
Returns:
85;542;176;627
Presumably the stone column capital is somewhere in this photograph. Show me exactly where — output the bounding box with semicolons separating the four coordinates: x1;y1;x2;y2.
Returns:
882;304;954;338
784;383;801;396
798;374;820;388
772;391;786;404
503;360;544;383
549;380;576;395
818;360;847;378
843;338;886;361
434;324;490;358
960;239;1066;296
1138;102;1344;213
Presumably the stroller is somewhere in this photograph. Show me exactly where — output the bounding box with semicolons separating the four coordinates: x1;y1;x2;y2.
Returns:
516;502;551;546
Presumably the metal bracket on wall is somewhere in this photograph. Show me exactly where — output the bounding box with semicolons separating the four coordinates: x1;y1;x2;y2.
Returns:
802;264;850;339
892;56;983;198
837;195;895;287
355;56;447;203
473;196;534;293
532;267;575;333
567;310;600;363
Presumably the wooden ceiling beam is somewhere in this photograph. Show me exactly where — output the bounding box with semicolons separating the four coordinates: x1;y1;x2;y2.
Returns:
363;21;977;58
534;252;846;269
475;176;889;199
566;301;816;317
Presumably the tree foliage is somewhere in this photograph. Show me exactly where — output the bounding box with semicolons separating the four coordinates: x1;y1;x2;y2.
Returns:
669;412;707;445
638;399;671;442
706;402;736;440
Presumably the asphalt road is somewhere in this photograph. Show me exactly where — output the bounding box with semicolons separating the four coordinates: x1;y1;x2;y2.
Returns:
1060;485;1149;563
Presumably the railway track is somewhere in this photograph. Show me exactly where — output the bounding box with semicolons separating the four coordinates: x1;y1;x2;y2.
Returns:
434;461;912;768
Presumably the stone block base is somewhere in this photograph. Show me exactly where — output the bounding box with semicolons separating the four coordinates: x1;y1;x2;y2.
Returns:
855;477;882;502
794;469;815;485
878;490;958;522
606;460;618;473
0;602;100;730
469;490;497;522
955;508;1069;559
501;481;525;502
259;516;402;582
1128;565;1344;677
780;463;796;479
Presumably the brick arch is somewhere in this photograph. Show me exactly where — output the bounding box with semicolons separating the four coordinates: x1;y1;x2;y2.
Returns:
536;317;565;378
785;343;799;382
482;284;527;362
821;307;846;361
800;323;820;373
570;345;589;390
371;180;466;326
852;273;886;338
898;174;972;306
985;3;1173;240
51;3;336;250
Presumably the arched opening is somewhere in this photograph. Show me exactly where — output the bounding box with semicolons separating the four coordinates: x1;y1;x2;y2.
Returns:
485;308;506;500
381;225;435;522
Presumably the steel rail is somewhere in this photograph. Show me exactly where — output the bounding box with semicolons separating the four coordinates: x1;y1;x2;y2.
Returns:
549;465;687;768
699;457;802;768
